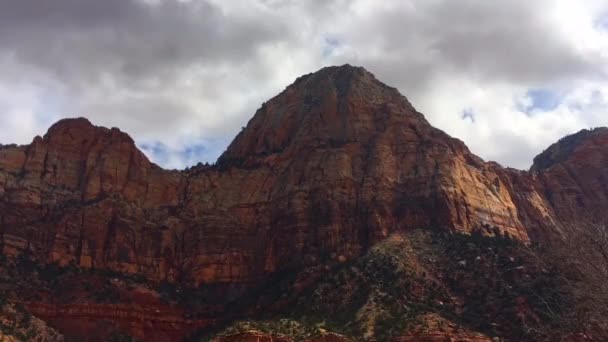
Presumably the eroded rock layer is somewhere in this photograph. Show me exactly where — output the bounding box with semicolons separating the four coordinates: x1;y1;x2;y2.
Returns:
0;65;606;340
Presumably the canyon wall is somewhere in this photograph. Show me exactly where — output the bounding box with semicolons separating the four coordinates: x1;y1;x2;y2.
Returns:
0;65;606;289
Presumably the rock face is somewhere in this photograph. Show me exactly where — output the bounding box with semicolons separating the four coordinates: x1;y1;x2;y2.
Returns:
530;127;608;172
530;128;608;226
0;65;607;286
483;127;608;240
0;118;185;278
0;65;607;340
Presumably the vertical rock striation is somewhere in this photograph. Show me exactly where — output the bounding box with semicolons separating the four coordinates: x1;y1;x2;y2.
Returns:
0;66;607;342
0;66;607;288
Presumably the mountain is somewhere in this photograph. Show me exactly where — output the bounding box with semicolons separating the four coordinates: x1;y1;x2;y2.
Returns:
0;65;606;341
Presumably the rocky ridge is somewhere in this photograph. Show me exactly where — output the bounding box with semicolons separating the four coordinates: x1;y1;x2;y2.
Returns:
0;65;606;340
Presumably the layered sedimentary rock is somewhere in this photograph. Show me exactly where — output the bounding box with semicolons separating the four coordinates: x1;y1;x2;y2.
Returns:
0;65;607;340
530;128;608;225
0;65;606;288
488;127;608;240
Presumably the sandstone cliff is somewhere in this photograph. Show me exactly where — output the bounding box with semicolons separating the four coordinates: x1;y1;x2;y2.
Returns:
0;66;606;285
0;65;606;341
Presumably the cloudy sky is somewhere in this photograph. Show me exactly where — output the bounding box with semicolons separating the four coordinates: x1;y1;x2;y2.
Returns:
0;0;606;169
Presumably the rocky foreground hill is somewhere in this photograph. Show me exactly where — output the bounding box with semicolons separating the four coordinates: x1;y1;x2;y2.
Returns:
0;65;606;341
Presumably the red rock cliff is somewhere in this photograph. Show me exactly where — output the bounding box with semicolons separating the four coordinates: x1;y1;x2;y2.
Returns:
0;65;606;289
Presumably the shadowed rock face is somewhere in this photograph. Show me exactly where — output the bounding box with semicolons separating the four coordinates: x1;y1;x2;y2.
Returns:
0;65;607;339
528;127;608;229
531;127;608;172
0;65;606;287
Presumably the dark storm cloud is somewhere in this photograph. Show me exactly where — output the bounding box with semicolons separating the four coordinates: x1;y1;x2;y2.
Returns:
0;0;285;87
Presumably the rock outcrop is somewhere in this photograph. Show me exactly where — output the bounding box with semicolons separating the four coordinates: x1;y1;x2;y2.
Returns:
0;65;606;340
530;128;608;226
1;65;607;285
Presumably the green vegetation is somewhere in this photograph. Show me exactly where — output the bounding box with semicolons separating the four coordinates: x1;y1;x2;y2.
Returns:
200;229;574;341
0;228;592;341
207;319;329;341
0;299;56;341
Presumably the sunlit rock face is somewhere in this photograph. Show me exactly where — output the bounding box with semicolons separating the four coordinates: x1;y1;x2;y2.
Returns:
1;65;608;341
0;65;606;289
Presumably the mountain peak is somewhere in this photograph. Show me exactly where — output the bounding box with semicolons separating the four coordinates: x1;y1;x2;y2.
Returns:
530;127;608;172
219;65;420;165
44;117;135;144
289;64;399;99
2;66;608;341
293;64;368;84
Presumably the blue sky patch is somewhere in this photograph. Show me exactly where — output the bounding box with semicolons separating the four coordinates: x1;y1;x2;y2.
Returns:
139;137;231;169
183;143;211;163
525;88;563;113
594;13;608;30
322;36;341;58
461;108;475;123
139;141;171;166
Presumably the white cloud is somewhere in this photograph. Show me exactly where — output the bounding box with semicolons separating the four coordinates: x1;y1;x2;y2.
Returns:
0;0;606;169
